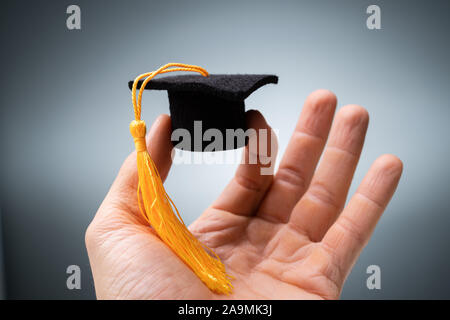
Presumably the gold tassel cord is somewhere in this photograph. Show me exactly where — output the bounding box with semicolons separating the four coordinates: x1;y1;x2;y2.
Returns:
129;63;233;294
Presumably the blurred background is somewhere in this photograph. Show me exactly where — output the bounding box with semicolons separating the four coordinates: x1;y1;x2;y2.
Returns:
0;0;449;299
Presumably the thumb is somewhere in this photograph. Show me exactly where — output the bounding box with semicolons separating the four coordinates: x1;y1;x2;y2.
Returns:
113;114;173;192
99;114;173;221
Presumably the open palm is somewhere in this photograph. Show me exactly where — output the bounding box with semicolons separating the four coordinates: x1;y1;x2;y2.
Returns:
86;90;402;299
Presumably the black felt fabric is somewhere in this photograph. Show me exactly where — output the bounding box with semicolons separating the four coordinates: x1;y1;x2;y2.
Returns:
128;74;278;101
128;74;278;151
168;91;246;151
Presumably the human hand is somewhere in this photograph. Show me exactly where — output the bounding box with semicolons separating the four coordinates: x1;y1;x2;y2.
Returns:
86;89;402;299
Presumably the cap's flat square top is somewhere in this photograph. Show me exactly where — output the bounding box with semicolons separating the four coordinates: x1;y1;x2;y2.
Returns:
128;74;278;101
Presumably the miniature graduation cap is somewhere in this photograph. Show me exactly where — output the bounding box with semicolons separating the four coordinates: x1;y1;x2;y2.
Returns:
129;73;278;151
127;63;277;295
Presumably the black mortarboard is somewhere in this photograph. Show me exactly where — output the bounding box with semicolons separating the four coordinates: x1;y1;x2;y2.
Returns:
128;74;278;152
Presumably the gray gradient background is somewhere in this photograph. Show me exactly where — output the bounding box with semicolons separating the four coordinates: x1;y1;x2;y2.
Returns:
0;0;449;299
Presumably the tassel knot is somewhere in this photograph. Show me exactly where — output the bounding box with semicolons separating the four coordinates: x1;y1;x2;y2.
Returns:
130;120;147;152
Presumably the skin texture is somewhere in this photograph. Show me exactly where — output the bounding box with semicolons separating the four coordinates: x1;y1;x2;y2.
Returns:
86;90;403;299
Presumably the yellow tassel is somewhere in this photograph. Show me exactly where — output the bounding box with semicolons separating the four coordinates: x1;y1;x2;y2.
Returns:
129;63;233;294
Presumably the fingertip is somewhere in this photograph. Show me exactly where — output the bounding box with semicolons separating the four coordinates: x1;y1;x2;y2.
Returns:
147;114;172;143
309;89;337;100
305;89;337;112
375;154;403;178
299;89;337;140
358;154;403;205
245;109;268;129
245;109;261;117
149;114;171;133
158;113;171;126
337;104;369;127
